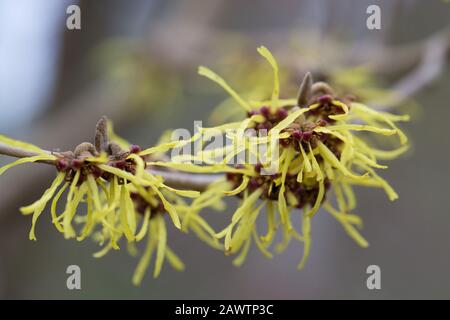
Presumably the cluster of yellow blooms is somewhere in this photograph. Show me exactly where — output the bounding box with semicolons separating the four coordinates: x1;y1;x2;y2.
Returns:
0;121;219;285
0;46;409;284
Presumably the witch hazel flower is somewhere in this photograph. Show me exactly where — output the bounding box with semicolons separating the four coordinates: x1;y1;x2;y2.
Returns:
159;46;410;268
0;117;218;284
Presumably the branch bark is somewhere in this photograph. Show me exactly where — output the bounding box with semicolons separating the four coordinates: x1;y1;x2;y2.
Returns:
0;142;222;191
389;30;450;105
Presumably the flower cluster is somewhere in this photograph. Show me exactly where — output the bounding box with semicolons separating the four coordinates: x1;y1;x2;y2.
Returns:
149;46;409;268
0;118;218;285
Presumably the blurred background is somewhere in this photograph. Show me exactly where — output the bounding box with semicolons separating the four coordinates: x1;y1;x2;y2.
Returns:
0;0;449;299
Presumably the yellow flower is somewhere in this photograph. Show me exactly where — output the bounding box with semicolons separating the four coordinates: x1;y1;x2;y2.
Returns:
89;183;186;285
0;134;58;240
157;46;410;268
125;179;225;285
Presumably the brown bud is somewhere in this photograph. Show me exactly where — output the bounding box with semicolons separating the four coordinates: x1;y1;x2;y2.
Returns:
108;142;128;159
95;116;109;153
74;142;97;158
311;82;334;96
296;72;313;107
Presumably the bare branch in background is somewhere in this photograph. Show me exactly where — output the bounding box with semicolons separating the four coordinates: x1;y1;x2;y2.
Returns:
390;30;450;105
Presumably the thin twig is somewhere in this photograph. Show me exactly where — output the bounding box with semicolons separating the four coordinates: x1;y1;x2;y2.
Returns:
390;31;449;105
0;143;44;159
0;142;221;191
148;169;222;191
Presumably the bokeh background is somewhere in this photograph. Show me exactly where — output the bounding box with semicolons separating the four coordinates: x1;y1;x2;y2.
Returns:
0;0;449;299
